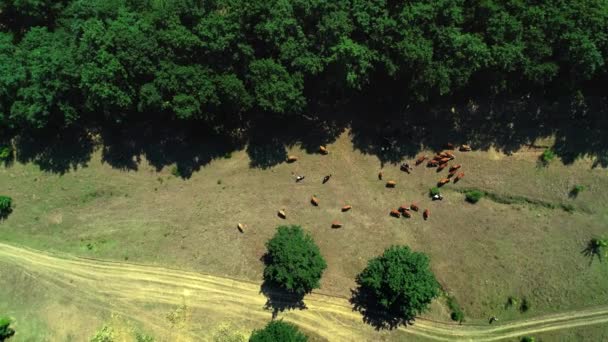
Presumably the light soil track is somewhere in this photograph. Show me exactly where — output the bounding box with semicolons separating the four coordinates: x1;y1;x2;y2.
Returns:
1;242;607;341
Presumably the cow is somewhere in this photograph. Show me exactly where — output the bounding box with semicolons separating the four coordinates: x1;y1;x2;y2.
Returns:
427;160;438;167
437;163;447;172
287;155;298;163
386;180;396;188
459;144;472;152
423;209;430;220
410;203;419;211
439;152;450;158
331;221;343;228
433;155;443;161
402;210;412;218
311;196;319;206
398;204;410;212
439;157;451;164
449;164;462;172
319;146;329;155
454;172;465;182
342;205;352;212
415;155;427;165
390;209;401;218
448;169;457;177
322;174;332;184
378;171;383;180
438;178;450;186
445;151;455;159
278;210;287;219
237;223;246;233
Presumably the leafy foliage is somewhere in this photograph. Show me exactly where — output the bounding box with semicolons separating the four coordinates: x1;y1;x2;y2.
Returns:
0;317;15;341
540;149;556;165
249;320;307;342
0;146;11;161
355;246;440;323
465;190;484;203
446;295;465;323
264;225;327;295
90;326;114;342
429;187;440;197
0;196;12;218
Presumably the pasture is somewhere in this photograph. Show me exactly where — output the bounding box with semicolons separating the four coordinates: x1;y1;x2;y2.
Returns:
1;130;608;340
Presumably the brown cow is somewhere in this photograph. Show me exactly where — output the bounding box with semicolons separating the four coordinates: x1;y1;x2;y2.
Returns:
342;205;352;212
415;155;427;165
439;152;450;158
448;169;457;177
438;178;450;186
423;209;430;220
386;180;396;188
398;204;410;212
433;155;443;161
287;155;298;163
311;196;319;206
390;209;401;218
439;157;451;164
319;146;329;155
459;144;472;152
331;220;343;228
445;151;455;159
278;210;287;219
454;172;465;182
437;163;447;172
449;164;462;172
237;223;246;233
427;160;438;167
402;210;412;218
410;203;419;211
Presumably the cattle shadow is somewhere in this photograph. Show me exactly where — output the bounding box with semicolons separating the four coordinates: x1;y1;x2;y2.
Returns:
350;287;414;330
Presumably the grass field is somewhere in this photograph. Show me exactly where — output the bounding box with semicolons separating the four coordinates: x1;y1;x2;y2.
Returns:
1;130;608;340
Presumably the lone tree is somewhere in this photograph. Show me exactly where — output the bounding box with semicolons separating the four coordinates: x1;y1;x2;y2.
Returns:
264;225;327;295
354;246;440;327
249;320;307;342
0;317;15;341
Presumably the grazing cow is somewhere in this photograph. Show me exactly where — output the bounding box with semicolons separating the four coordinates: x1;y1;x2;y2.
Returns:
331;221;343;228
278;210;287;219
427;160;438;167
287;155;298;162
438;178;450;186
449;164;462;172
342;205;352;212
439;152;450;158
296;175;305;182
398;204;409;212
459;144;472;152
390;209;401;218
454;172;465;182
319;146;329;155
378;171;383;180
402;210;412;218
386;180;396;188
400;163;411;173
322;174;332;184
410;203;419;211
415;155;427;165
445;151;455;159
439;157;451;164
311;196;319;206
433;155;443;161
423;209;430;220
437;163;447;172
448;169;457;177
237;223;246;233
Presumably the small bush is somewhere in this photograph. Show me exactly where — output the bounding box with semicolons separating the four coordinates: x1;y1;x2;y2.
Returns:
0;196;12;218
429;187;440;197
0;146;11;161
570;184;585;198
520;298;530;313
0;317;15;340
506;296;518;308
446;295;465;323
465;190;484;203
170;165;181;178
520;336;535;342
249;320;307;342
540;149;555;165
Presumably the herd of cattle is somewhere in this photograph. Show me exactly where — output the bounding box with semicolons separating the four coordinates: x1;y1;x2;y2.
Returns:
237;143;470;232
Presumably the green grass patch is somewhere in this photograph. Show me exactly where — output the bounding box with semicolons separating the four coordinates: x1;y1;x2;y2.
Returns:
429;187;440;197
465;190;484;203
454;188;579;213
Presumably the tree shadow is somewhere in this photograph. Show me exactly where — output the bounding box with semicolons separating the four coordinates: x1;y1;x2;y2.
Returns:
260;280;307;319
349;287;413;330
581;238;606;266
13;128;94;174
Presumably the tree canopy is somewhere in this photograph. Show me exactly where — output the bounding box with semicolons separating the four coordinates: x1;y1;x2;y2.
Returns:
263;225;327;295
249;320;308;342
0;0;606;132
355;246;440;324
0;317;15;341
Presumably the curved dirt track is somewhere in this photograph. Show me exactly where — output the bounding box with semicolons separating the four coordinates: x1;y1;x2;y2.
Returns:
1;242;607;341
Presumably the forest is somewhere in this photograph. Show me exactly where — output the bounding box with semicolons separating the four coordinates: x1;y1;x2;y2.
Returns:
0;0;606;145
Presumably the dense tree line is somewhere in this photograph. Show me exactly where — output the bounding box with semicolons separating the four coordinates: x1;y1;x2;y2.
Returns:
0;0;606;132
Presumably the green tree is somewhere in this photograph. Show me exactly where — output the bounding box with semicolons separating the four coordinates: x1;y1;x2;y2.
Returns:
0;196;12;218
0;317;15;341
249;320;307;342
355;246;440;323
264;225;327;295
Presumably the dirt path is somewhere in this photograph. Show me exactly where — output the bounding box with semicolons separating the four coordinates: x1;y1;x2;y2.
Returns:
1;242;607;341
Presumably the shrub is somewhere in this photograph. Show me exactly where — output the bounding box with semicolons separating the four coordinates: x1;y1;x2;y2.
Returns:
570;184;585;198
0;146;11;161
0;196;12;218
355;246;440;322
429;187;440;197
465;190;484;203
446;296;465;323
264;225;327;295
170;165;181;178
540;149;555;165
506;296;518;308
521;336;535;342
520;298;531;313
90;326;114;342
249;320;307;342
0;317;15;341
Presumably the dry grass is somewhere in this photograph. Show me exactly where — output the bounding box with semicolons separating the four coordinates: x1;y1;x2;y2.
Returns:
1;130;608;338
